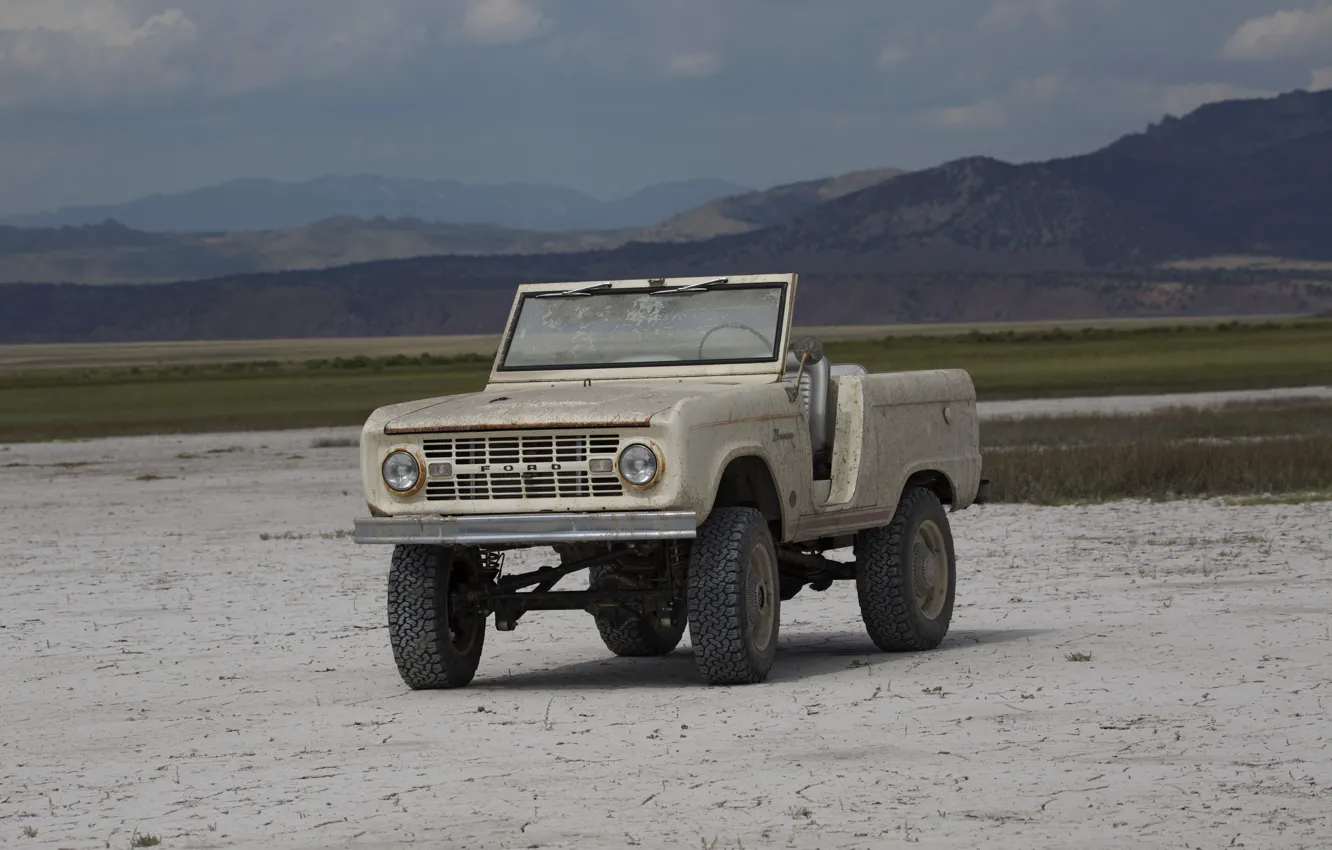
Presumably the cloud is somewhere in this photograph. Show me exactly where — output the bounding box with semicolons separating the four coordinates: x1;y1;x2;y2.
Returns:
0;0;135;37
1152;81;1275;115
462;0;544;45
1313;66;1332;89
0;0;1322;217
0;1;195;50
922;74;1279;140
191;2;438;97
0;1;552;107
877;45;910;69
664;52;720;78
926;73;1071;131
979;0;1066;32
931;100;1006;130
0;1;197;107
1224;5;1332;59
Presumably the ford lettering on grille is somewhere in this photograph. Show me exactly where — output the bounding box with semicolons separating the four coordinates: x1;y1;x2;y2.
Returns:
480;463;567;473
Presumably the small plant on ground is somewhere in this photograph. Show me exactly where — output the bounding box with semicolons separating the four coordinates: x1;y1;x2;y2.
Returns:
311;436;358;448
259;529;351;541
131;832;161;847
1065;651;1093;662
259;531;306;541
22;826;38;838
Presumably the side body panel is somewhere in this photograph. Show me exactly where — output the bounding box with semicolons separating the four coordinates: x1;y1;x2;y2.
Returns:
791;369;981;541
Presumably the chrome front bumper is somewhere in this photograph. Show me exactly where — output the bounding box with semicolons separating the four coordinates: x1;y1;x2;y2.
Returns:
353;511;698;546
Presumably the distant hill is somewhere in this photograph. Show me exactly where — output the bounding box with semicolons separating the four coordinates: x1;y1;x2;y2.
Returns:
604;179;755;231
0;170;907;284
2;175;750;233
5;88;1332;342
0;217;632;284
636;167;905;242
680;89;1332;273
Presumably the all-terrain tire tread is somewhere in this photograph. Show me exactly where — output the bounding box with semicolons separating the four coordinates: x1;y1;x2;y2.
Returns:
855;487;954;652
387;544;483;689
687;507;778;685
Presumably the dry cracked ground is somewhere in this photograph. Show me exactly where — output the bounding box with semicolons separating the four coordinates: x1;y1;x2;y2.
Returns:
2;426;1330;850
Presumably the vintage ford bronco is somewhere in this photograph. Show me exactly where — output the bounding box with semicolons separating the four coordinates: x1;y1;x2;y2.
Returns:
354;274;984;688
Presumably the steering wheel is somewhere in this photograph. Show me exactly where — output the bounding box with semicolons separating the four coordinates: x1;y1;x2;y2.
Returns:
697;323;773;359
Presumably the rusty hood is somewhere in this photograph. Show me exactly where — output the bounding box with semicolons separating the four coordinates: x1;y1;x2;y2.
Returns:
381;381;740;434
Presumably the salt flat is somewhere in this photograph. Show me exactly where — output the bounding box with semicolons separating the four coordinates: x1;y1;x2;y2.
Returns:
2;427;1330;850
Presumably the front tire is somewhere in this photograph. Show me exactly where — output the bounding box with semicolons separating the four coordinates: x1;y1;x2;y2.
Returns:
687;507;781;685
854;487;956;651
589;564;687;657
386;544;486;689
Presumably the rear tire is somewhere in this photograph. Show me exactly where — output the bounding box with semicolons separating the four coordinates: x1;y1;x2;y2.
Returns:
387;544;486;689
687;507;780;685
589;564;687;657
854;487;956;652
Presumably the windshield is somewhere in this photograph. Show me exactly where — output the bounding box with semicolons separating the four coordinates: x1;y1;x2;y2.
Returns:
499;283;787;371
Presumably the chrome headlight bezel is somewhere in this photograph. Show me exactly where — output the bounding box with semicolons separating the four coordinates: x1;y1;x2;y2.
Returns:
381;449;423;495
617;442;661;488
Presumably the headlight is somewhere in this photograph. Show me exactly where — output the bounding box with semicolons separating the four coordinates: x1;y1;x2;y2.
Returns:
382;450;421;493
618;443;659;487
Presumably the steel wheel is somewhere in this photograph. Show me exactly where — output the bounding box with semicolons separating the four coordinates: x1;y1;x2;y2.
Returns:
746;542;778;653
912;519;950;620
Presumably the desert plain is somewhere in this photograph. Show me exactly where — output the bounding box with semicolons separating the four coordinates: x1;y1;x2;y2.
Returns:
2;397;1330;849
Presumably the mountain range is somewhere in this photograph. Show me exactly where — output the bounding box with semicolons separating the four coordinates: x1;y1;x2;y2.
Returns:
3;88;1332;343
1;175;750;233
0;169;905;285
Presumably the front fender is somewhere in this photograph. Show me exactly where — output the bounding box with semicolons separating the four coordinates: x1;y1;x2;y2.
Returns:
683;431;808;540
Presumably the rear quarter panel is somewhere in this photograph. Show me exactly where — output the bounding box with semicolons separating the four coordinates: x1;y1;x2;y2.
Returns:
863;369;982;510
789;368;980;541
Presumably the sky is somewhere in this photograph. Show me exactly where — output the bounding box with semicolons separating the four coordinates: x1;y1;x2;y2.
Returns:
2;0;1331;215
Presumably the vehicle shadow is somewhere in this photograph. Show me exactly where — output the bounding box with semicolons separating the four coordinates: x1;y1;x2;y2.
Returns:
469;627;1052;691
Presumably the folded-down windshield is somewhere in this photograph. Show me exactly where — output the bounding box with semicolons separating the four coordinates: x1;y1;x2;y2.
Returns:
499;283;787;371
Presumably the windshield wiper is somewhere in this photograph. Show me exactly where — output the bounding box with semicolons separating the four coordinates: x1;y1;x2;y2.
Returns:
535;281;613;298
650;277;729;296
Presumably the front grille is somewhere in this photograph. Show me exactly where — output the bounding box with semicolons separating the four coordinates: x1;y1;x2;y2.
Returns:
427;470;624;501
422;432;623;501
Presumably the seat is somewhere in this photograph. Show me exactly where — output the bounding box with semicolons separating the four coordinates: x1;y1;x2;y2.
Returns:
786;351;832;471
830;363;867;378
785;354;868;480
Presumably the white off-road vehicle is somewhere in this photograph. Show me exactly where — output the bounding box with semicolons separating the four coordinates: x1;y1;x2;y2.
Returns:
354;274;985;687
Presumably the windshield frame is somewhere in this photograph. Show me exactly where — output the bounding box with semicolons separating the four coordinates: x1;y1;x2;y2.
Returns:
487;274;799;384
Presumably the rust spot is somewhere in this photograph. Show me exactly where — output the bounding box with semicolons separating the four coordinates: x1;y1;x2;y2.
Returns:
619;439;666;491
381;445;428;498
689;413;799;429
384;419;652;435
